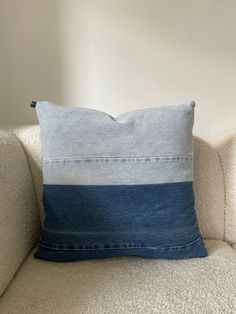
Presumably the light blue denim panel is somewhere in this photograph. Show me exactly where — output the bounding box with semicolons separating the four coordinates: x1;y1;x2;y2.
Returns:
36;102;195;160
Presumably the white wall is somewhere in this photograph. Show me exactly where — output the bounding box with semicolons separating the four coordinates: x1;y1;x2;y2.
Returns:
0;0;236;140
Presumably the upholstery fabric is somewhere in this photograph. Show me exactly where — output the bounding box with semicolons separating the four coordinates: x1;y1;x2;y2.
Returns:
214;130;236;246
34;101;206;260
0;131;40;296
0;240;236;314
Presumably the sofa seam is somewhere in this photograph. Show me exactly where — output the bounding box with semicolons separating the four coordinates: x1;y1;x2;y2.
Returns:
0;246;37;298
215;149;227;242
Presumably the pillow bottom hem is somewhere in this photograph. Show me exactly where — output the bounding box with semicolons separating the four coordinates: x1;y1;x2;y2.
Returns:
34;239;207;262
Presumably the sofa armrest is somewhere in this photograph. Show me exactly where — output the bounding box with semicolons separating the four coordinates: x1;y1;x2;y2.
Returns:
0;130;40;296
213;130;236;247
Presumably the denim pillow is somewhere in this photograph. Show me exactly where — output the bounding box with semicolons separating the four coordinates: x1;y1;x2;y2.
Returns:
34;101;207;261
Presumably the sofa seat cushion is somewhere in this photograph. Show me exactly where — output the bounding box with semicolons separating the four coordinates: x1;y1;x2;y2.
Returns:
1;240;236;314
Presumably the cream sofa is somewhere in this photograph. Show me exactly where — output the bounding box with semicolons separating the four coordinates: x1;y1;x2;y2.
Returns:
0;126;236;314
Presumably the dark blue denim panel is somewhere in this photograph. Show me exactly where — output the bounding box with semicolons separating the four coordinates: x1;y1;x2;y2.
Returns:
35;182;207;261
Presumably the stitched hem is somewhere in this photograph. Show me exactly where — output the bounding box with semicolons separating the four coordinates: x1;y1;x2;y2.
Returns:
43;155;193;163
39;237;202;251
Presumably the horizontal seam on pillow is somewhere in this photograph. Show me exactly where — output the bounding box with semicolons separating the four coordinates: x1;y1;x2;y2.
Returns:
38;236;202;251
43;155;193;163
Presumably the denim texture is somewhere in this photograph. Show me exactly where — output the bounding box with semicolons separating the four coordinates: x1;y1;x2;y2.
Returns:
35;101;207;261
43;156;193;185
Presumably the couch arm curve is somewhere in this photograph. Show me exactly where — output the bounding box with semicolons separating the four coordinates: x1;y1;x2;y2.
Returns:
193;136;225;241
213;130;236;246
0;130;40;296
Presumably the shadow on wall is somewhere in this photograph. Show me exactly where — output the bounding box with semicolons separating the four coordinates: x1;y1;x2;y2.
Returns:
0;0;63;125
